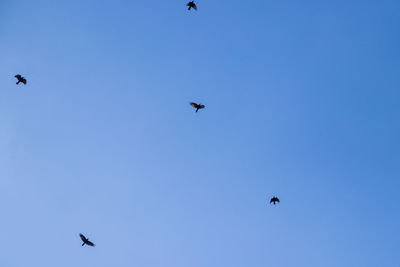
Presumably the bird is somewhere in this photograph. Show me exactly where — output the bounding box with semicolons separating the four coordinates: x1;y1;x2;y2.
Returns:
79;233;95;247
190;102;205;112
15;74;27;85
270;196;280;205
187;1;197;10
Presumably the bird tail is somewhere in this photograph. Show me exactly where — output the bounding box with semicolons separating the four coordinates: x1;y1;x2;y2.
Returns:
82;243;85;246
188;6;191;10
196;108;199;112
16;81;20;85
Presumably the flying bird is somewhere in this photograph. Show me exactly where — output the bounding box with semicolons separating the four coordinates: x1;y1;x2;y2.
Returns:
15;74;27;85
270;196;280;205
79;233;95;247
190;102;205;112
187;1;197;10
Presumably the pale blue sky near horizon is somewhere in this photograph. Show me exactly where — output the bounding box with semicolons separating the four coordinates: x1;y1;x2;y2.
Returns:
0;0;399;266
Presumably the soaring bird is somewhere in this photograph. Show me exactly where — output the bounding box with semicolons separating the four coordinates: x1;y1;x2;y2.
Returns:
270;196;280;205
190;102;205;112
79;233;95;247
15;74;27;85
187;1;197;10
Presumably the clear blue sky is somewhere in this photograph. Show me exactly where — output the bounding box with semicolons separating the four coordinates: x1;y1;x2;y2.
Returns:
0;0;399;266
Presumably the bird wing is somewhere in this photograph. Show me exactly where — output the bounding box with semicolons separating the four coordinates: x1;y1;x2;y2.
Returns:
192;4;197;10
79;234;86;242
21;78;27;84
86;240;95;247
15;74;21;79
198;104;205;109
276;198;280;203
269;198;273;204
190;102;198;108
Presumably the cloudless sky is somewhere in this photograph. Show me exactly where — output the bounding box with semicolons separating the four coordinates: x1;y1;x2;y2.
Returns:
0;0;399;266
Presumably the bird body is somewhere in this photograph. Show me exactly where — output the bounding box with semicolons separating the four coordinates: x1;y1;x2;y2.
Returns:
79;233;95;247
190;102;205;112
270;196;280;205
187;1;197;10
15;74;27;85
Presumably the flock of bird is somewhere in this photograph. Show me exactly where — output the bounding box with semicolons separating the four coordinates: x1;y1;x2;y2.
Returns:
12;0;280;248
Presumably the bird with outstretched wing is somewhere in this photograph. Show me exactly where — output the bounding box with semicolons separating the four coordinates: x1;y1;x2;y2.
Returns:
187;1;197;10
15;74;27;85
270;196;280;205
80;233;95;247
190;102;205;112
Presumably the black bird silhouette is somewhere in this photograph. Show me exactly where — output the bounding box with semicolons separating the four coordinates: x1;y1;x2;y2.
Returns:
15;74;27;85
79;233;95;247
190;102;205;112
270;196;280;205
187;1;197;10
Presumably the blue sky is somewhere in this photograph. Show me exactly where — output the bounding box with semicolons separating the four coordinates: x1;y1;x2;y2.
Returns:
0;0;399;266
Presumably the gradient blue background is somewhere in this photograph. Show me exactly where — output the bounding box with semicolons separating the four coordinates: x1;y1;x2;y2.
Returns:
0;0;399;266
